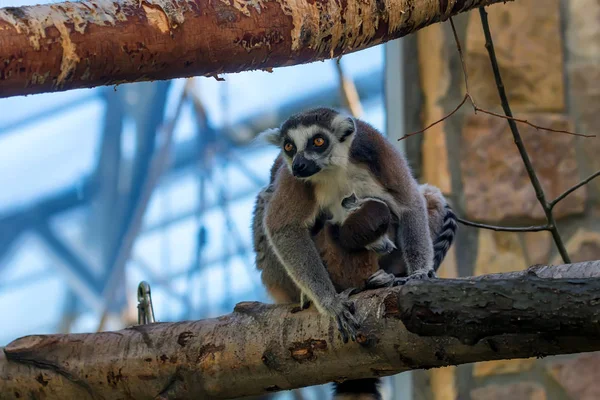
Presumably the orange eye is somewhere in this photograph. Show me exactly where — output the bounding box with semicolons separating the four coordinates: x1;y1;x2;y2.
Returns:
313;137;325;147
284;143;294;152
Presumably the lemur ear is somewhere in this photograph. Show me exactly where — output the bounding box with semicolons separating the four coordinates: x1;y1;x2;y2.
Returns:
256;128;282;146
341;193;358;209
335;116;356;142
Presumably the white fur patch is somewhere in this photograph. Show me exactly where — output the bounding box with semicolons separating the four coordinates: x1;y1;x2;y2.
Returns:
288;125;321;152
311;163;396;224
332;113;355;136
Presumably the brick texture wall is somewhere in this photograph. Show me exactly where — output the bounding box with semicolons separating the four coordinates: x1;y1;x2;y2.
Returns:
410;1;600;399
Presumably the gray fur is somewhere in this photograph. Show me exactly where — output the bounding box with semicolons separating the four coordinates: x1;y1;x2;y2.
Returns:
253;108;449;352
263;222;360;342
252;186;300;303
252;182;359;342
253;108;457;400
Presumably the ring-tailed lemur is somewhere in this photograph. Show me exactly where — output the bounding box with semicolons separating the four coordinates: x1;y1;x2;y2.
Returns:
252;107;457;400
253;182;456;400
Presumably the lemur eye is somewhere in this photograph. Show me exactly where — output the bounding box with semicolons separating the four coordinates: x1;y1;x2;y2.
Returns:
313;137;325;147
284;143;294;152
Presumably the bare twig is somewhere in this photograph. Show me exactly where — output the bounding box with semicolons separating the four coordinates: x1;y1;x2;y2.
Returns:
478;6;570;263
399;17;594;141
475;108;593;138
549;169;600;209
400;93;469;140
457;217;549;232
404;11;594;262
449;18;473;107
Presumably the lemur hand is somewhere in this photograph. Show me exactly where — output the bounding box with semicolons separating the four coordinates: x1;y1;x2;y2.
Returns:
321;288;360;343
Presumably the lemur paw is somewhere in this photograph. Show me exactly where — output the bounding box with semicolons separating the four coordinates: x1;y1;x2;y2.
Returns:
322;291;360;343
365;237;396;255
390;269;437;286
365;269;397;289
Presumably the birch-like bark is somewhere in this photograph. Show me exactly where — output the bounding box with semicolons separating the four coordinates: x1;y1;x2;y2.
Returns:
1;261;600;400
0;0;510;98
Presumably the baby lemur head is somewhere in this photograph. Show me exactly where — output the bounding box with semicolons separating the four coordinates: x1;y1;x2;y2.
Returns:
259;107;356;179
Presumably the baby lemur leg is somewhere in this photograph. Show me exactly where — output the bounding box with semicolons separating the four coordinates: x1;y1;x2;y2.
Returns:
314;223;381;293
339;194;396;255
313;196;393;293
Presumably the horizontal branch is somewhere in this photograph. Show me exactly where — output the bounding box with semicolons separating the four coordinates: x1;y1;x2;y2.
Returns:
456;216;549;232
0;0;510;98
2;261;600;399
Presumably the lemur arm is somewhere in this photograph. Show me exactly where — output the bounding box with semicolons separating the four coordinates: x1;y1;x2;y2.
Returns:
264;168;359;342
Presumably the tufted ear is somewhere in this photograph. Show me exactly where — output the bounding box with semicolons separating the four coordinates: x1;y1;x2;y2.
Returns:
341;193;359;209
256;128;282;146
333;115;356;142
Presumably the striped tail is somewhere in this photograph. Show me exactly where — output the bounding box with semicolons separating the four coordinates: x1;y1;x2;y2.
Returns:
432;204;458;271
334;378;382;400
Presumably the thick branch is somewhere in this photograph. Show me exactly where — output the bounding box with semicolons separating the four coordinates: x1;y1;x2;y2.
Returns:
2;261;600;399
0;0;509;98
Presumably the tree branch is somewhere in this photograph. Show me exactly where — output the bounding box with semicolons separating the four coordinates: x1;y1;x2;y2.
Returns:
478;7;571;263
456;217;549;232
549;169;600;210
0;0;512;98
2;261;600;399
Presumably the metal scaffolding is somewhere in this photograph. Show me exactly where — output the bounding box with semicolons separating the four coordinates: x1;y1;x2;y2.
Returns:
0;55;386;398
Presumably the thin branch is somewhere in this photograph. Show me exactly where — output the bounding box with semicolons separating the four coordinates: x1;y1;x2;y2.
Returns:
478;6;571;263
449;18;473;108
400;16;594;140
457;217;549;232
549;169;600;209
399;94;469;141
475;108;594;138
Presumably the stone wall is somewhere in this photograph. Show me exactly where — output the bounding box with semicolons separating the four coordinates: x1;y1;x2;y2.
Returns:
409;1;600;399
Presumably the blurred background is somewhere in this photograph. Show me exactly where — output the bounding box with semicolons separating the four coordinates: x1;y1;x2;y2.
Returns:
1;0;600;399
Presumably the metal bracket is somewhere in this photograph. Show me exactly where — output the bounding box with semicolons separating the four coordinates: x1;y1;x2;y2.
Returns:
137;281;156;325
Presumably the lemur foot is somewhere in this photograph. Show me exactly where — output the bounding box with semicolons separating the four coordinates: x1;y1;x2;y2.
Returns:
323;289;360;343
365;269;396;289
388;269;437;286
366;269;437;289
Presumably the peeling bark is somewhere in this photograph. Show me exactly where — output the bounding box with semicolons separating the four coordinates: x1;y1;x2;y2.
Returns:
1;261;600;399
0;0;510;98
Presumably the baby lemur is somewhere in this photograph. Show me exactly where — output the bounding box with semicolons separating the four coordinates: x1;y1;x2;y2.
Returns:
252;108;457;400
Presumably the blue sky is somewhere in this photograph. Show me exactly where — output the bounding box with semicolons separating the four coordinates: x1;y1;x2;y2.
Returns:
0;0;387;345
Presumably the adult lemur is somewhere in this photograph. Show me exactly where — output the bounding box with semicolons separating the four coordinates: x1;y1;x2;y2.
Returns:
252;107;457;399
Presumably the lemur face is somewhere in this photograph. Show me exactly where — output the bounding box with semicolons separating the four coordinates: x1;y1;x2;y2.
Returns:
261;108;356;180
